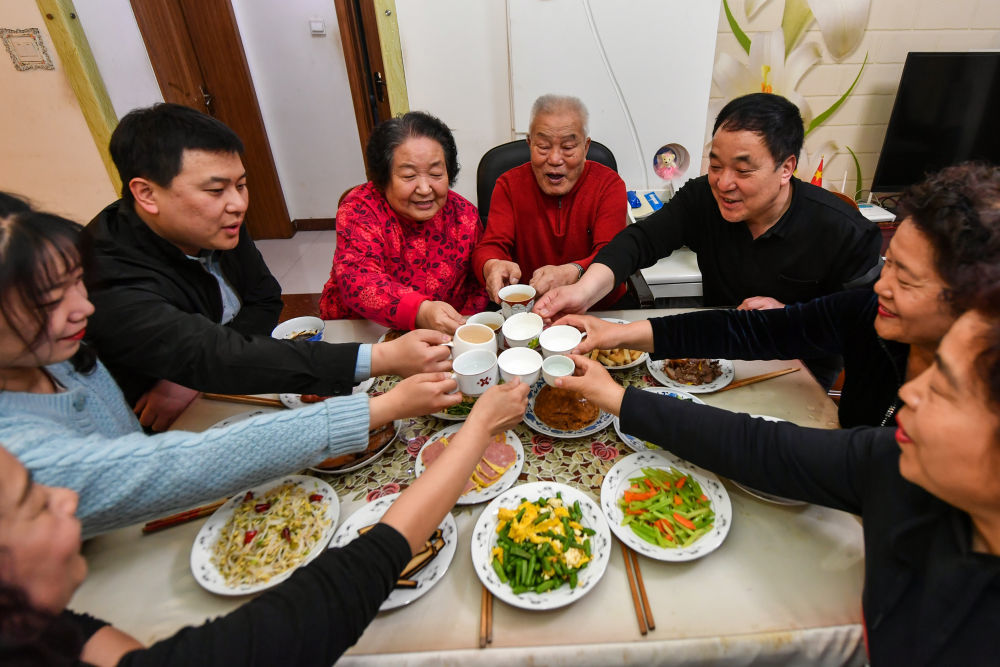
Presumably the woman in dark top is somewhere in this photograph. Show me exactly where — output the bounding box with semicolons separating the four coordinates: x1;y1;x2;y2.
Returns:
556;162;1000;427
558;281;1000;664
0;380;529;666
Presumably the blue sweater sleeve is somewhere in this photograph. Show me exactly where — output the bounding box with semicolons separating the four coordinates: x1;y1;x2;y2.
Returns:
3;396;371;537
118;523;411;667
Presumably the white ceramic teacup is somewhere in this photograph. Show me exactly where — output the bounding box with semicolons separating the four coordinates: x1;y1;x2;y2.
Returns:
271;316;325;342
446;323;497;358
498;284;537;319
539;325;584;358
450;349;499;396
497;347;543;385
542;354;575;387
466;311;505;333
501;312;543;349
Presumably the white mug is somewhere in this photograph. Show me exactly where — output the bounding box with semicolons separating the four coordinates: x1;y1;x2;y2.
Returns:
450;349;499;396
539;325;584;358
497;347;542;385
446;323;497;358
542;354;575;387
466;311;505;333
501;312;543;349
498;284;537;319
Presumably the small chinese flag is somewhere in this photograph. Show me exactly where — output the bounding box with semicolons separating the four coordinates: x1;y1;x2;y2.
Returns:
811;156;824;186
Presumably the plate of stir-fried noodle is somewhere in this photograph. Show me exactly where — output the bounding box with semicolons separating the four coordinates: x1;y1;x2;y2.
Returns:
190;475;339;595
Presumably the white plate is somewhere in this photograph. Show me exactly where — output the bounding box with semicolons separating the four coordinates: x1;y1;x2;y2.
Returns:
190;475;339;596
601;452;732;562
414;425;524;505
613;387;706;452
729;415;806;507
471;481;611;610
279;378;376;410
523;381;614;439
308;420;402;474
646;357;735;393
595;318;649;370
329;493;457;611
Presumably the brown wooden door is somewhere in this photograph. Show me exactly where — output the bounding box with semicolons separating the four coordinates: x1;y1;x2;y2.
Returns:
334;0;394;169
130;0;293;239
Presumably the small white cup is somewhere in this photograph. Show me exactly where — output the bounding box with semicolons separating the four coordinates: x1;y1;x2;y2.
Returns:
502;312;543;349
271;316;325;342
447;323;497;358
539;325;584;358
497;347;543;385
498;284;537;319
450;349;499;396
466;311;505;333
542;354;575;387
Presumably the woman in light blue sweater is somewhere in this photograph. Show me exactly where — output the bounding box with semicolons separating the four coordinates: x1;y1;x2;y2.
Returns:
0;197;462;536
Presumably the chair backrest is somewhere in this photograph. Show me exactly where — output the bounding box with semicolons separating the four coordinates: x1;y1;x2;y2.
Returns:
475;139;618;224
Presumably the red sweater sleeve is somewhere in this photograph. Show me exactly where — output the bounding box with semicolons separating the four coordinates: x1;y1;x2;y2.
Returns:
471;174;518;285
575;170;627;269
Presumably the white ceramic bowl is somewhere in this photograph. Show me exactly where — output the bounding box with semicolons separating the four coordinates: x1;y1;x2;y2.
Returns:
501;312;543;349
271;316;325;342
542;354;575;387
497;347;543;385
539;325;583;358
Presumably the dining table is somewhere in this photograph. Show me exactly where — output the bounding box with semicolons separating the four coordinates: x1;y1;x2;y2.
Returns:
68;309;867;666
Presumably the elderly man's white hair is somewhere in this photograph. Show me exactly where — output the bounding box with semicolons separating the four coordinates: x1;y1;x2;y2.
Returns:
529;95;590;137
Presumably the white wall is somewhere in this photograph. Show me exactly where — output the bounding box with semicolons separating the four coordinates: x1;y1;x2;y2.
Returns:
231;1;366;220
396;0;514;203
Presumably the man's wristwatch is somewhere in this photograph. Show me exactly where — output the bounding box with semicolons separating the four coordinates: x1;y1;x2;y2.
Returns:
570;262;585;281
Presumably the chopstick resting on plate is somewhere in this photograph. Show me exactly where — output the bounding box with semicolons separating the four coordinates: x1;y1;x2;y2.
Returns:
202;393;285;408
620;541;650;635
715;367;799;393
142;499;226;534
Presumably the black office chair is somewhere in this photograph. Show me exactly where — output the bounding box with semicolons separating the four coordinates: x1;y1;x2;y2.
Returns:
476;139;618;223
474;139;652;308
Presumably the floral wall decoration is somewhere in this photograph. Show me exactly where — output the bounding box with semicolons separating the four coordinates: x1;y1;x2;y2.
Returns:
714;0;872;197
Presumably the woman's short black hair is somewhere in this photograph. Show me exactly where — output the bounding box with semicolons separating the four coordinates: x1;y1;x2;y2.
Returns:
110;103;244;203
897;163;1000;315
0;198;96;375
713;93;804;167
365;111;459;189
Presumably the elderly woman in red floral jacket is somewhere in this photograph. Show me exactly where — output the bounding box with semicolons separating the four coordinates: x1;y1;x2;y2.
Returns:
319;112;488;333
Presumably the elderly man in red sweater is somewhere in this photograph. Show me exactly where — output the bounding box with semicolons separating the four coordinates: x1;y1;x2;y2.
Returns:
472;95;628;309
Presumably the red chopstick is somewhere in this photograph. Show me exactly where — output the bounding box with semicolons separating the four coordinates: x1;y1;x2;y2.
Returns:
142;499;226;534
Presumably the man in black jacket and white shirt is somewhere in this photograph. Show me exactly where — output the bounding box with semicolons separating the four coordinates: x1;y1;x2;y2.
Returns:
85;104;450;430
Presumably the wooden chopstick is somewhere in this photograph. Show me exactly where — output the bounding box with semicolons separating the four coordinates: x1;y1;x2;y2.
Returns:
202;393;286;408
629;548;655;631
715;367;799;393
621;542;648;635
486;587;493;644
479;586;489;648
142;499;226;534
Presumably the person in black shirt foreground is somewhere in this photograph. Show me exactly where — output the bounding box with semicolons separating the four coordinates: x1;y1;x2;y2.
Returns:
557;281;1000;665
553;163;1000;428
0;381;529;666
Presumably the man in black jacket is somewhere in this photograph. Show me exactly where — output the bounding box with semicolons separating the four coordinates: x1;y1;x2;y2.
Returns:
85;104;450;430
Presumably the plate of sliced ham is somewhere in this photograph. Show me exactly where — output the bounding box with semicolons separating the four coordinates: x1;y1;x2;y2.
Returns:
414;424;524;505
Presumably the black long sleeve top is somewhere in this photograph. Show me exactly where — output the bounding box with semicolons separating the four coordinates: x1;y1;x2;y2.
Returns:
648;289;909;427
595;176;882;307
84;201;360;404
115;523;409;666
619;389;1000;665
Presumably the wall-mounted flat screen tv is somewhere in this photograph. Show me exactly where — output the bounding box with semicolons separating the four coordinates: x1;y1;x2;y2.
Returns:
871;51;1000;193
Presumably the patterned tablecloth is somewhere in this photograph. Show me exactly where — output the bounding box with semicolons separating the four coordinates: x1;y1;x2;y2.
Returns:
315;363;657;506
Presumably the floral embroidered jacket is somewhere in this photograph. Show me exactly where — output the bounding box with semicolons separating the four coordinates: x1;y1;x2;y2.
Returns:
319;182;489;329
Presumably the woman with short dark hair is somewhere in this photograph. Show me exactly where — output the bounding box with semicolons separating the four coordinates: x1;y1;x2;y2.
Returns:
319;111;488;333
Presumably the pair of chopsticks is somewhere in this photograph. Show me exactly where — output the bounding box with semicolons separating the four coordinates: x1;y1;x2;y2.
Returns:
202;393;285;408
479;586;494;648
715;367;799;393
142;499;226;534
621;542;655;635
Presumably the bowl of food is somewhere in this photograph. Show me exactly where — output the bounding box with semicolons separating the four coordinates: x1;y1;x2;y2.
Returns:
271;316;325;342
